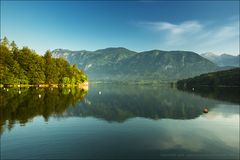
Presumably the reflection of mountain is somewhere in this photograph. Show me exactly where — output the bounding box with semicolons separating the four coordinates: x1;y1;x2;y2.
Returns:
64;85;230;122
0;88;87;133
1;85;238;133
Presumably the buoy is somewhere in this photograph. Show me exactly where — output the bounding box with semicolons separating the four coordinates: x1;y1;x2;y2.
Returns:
99;91;101;95
203;108;208;113
38;94;41;98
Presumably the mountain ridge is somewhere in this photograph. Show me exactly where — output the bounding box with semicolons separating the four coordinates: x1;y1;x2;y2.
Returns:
52;48;219;81
201;52;239;67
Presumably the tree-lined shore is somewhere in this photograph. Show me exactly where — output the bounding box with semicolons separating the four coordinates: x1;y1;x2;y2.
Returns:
177;68;240;88
0;37;88;87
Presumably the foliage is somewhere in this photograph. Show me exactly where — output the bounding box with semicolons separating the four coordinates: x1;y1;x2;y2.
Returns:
177;68;240;88
0;37;87;85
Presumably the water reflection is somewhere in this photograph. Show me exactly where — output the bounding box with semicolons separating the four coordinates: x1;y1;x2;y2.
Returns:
64;84;239;122
1;85;239;159
177;86;240;104
0;87;87;134
1;84;239;134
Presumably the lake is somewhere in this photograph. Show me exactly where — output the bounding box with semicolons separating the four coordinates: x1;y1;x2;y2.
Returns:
1;84;239;160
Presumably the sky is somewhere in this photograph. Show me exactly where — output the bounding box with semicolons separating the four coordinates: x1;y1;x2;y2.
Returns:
1;1;239;55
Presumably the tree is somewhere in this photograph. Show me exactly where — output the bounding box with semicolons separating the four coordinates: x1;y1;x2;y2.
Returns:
1;37;9;47
26;54;46;84
62;77;71;84
1;37;87;85
56;58;70;83
44;51;59;84
69;65;88;84
10;41;18;52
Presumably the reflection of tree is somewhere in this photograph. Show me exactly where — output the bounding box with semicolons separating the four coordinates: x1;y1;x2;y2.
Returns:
0;88;87;134
177;86;240;104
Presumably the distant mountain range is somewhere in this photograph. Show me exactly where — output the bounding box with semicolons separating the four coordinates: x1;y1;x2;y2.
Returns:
201;52;239;67
52;48;229;81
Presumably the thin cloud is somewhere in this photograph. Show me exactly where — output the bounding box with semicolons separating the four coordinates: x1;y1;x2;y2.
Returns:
138;19;239;54
143;21;202;35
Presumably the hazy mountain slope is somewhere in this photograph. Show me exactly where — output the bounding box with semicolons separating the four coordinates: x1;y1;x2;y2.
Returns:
52;48;218;81
202;53;239;67
121;50;217;80
52;48;137;80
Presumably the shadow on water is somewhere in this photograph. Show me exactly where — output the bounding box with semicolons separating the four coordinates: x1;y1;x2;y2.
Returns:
0;84;239;134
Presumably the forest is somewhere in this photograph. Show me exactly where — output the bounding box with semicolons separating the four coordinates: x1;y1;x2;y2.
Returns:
0;37;87;86
177;68;240;88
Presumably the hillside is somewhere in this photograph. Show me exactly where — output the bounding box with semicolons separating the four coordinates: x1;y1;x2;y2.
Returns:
202;52;239;67
177;68;240;88
52;48;218;81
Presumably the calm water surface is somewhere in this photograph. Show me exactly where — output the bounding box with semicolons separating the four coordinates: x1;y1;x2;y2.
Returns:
0;84;239;160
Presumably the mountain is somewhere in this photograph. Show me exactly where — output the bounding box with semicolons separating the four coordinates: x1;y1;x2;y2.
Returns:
52;48;218;81
201;52;239;67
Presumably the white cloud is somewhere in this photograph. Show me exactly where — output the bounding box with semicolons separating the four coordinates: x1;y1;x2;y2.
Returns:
208;22;238;44
138;19;239;55
145;21;202;35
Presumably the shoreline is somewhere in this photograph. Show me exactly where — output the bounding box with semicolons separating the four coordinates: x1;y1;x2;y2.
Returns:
0;82;89;89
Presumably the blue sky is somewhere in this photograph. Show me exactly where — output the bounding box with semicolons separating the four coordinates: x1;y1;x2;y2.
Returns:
1;1;239;55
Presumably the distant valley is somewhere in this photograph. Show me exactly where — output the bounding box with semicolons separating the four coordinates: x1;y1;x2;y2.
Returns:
52;48;238;82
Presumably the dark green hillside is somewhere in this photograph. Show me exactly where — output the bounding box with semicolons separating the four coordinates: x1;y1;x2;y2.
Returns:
0;37;87;86
52;48;218;81
177;68;240;88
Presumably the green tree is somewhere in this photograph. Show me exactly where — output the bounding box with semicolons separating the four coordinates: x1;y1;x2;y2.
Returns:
10;41;17;51
56;58;70;83
0;38;87;85
0;43;19;84
44;50;59;84
1;37;9;48
62;77;71;84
